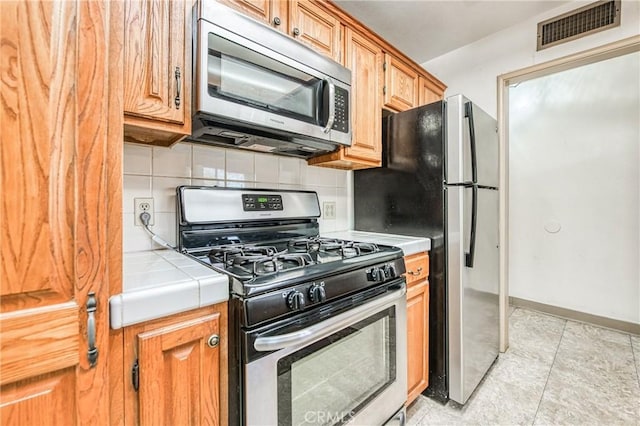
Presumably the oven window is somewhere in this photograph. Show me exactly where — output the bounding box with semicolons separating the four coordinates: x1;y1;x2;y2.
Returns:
208;33;323;124
277;308;396;426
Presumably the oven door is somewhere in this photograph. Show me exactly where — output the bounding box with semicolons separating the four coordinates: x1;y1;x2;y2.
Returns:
245;281;407;426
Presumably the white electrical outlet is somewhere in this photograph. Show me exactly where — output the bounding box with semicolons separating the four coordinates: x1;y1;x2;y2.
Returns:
323;201;336;220
134;197;155;226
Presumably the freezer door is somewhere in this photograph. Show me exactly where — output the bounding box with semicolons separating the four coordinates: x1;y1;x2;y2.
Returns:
446;186;499;404
446;94;499;187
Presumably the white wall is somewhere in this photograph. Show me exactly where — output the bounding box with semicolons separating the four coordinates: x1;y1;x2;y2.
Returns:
122;142;352;252
421;1;640;324
422;0;640;117
508;52;640;324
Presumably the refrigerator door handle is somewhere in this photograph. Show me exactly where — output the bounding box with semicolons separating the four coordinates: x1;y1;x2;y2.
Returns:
465;102;478;184
465;185;478;268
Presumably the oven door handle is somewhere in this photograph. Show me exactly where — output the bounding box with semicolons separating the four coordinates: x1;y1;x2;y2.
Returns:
253;285;406;352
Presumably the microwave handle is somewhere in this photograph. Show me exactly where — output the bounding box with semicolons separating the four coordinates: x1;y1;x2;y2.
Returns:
322;81;335;134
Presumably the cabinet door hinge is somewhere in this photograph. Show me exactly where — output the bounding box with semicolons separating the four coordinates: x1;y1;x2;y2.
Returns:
383;85;387;95
383;61;387;72
132;359;139;392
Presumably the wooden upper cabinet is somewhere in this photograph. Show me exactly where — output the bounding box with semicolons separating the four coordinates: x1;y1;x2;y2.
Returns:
384;53;419;112
289;0;343;63
419;76;445;106
343;28;383;166
124;305;228;426
219;0;289;31
307;28;382;169
1;0;115;423
123;0;191;146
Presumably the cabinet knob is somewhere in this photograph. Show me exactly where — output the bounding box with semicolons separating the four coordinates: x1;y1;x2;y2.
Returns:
273;16;281;26
207;334;220;348
292;27;300;37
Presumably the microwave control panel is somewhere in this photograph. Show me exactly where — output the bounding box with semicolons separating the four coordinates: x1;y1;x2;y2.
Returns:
242;194;283;211
332;87;349;134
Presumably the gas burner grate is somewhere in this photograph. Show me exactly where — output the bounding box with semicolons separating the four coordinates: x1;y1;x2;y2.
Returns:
251;253;315;276
208;244;278;265
288;237;380;258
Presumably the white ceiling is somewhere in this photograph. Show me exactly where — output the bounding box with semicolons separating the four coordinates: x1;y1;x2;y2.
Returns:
333;0;573;64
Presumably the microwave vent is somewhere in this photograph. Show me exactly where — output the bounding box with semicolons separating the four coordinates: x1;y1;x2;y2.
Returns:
537;0;620;51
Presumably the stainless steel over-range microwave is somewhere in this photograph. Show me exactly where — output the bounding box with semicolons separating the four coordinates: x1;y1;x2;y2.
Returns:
190;0;352;159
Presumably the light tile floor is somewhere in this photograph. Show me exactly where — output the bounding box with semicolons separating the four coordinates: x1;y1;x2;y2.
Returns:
407;307;640;425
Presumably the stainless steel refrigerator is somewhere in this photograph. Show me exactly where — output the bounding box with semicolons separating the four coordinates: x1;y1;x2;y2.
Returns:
353;94;499;404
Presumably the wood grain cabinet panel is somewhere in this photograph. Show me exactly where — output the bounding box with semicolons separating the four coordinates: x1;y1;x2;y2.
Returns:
123;305;228;426
384;53;419;112
419;76;444;106
406;279;429;405
307;28;382;169
219;0;288;30
404;253;430;405
404;252;430;284
123;0;191;146
289;0;342;63
1;0;117;423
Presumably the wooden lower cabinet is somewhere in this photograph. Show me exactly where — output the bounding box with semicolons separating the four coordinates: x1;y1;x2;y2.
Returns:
122;304;228;425
404;253;430;405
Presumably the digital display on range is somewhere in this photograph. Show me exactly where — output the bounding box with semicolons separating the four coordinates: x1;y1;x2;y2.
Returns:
242;194;283;211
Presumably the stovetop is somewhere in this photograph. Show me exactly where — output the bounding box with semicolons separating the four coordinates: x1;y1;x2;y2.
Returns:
177;187;406;316
188;236;403;297
204;237;382;279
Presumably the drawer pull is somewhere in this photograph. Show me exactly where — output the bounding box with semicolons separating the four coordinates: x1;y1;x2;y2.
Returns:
174;66;181;109
408;267;423;276
86;292;99;367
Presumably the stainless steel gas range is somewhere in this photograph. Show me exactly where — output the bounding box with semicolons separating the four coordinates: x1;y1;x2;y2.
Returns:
176;186;407;426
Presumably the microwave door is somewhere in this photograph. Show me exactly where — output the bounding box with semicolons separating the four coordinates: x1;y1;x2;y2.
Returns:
207;32;323;126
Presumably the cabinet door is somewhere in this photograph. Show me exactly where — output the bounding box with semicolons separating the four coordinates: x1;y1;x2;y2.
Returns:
219;0;288;30
419;76;444;106
137;313;222;425
343;28;383;165
384;53;419;111
406;280;429;405
1;0;113;424
289;0;342;62
124;0;187;125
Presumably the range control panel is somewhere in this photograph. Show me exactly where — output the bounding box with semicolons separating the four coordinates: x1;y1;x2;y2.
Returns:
242;194;283;211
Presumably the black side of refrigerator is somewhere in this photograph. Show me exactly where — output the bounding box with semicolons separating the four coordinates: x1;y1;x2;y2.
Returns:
354;101;449;402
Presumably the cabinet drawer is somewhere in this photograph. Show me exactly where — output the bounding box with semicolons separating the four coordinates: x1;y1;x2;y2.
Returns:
404;253;429;284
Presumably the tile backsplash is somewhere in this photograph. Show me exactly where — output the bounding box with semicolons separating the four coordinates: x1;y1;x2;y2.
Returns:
123;142;353;252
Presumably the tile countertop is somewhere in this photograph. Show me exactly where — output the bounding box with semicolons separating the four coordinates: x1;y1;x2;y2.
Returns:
321;231;431;256
109;250;229;329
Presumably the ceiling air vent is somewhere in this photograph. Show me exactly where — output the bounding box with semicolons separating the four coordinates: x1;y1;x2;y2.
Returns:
537;0;621;51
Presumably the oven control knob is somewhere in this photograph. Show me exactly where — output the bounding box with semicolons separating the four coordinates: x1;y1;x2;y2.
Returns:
367;267;383;282
308;284;326;303
384;264;397;279
286;290;306;311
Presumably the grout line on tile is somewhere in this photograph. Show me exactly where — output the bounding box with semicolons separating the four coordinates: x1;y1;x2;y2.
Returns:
532;319;567;425
630;334;640;390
